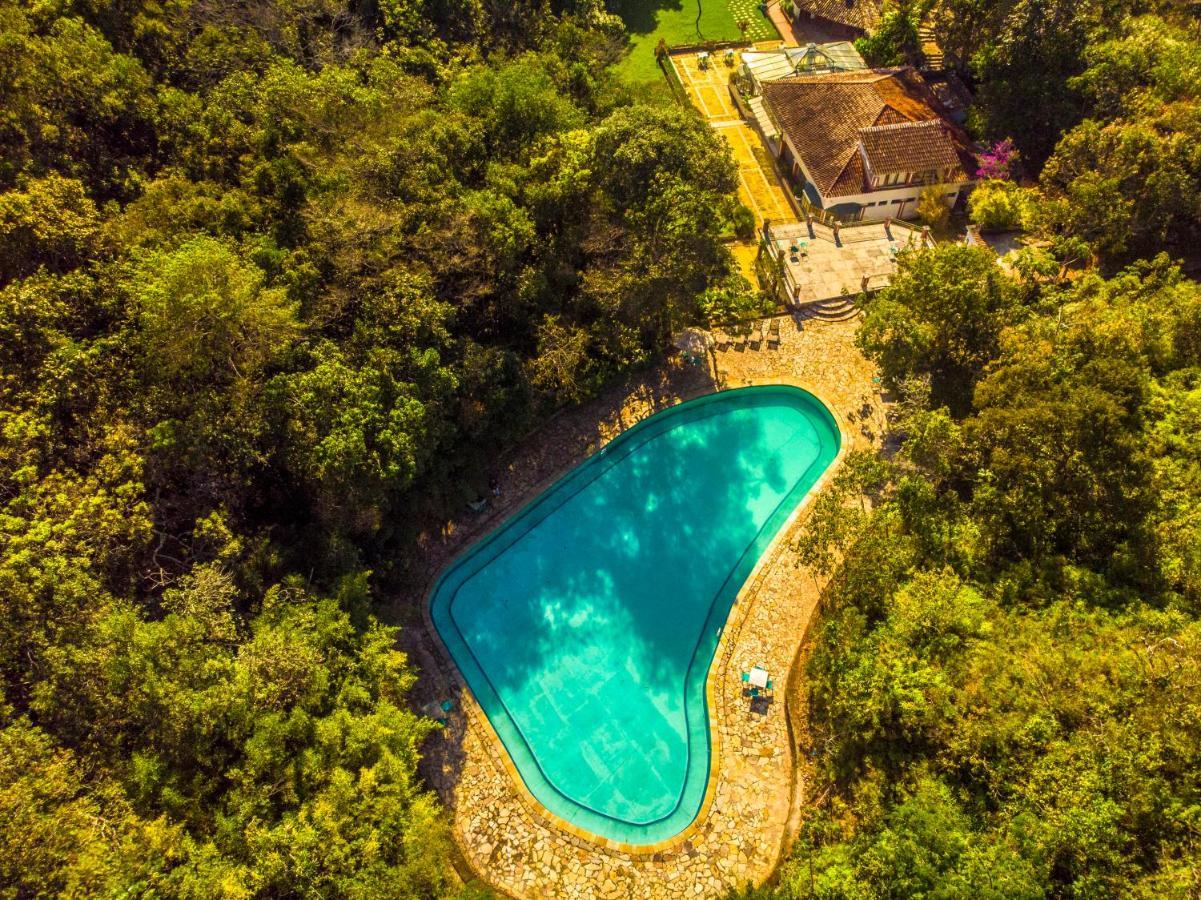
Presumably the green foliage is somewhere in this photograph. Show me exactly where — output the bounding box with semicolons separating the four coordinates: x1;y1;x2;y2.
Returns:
967;179;1032;232
698;276;772;327
915;183;950;230
131;236;300;384
730;203;756;241
26;570;450;896
854;1;925;67
0;2;746;892
991;14;1201;266
773;249;1201;899
930;0;1120;165
857;244;1019;414
0;175;100;282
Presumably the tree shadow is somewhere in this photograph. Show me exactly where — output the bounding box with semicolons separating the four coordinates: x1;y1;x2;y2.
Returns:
613;0;687;38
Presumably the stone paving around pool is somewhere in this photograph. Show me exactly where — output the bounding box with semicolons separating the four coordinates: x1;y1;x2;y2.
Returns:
400;313;885;898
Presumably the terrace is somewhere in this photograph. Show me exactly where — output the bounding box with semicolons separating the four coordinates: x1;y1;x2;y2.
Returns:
760;217;932;306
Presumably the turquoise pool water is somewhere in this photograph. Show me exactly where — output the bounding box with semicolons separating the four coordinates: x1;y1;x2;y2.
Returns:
430;385;840;844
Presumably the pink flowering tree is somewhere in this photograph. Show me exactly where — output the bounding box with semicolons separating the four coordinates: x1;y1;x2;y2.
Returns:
977;138;1019;180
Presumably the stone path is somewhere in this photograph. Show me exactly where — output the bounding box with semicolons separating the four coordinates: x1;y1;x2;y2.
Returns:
671;47;800;284
400;314;884;898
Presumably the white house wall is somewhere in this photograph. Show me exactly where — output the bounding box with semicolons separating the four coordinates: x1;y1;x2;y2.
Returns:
839;182;970;221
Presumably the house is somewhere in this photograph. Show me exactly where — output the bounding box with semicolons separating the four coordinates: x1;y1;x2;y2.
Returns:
759;67;976;222
788;0;882;36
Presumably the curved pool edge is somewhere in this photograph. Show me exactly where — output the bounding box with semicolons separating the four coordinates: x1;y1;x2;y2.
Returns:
420;378;851;857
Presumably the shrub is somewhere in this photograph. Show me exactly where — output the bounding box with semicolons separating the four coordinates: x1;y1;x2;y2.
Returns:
917;184;951;229
969;179;1030;232
731;203;756;241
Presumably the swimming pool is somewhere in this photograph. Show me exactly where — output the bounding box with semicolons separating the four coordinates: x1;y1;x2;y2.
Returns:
430;385;840;845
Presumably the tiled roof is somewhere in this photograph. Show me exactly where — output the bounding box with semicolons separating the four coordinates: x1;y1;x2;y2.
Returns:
792;0;882;32
859;120;962;175
761;67;974;199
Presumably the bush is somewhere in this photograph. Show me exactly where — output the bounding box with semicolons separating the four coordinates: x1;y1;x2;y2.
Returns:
916;184;950;229
968;179;1030;232
731;203;757;241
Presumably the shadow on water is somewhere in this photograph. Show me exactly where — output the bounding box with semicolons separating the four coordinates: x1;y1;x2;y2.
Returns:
439;389;827;825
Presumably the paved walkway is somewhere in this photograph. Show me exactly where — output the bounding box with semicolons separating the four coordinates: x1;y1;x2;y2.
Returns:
716;120;796;227
672;49;799;282
766;0;861;43
764;0;799;45
674;51;742;123
402;316;885;898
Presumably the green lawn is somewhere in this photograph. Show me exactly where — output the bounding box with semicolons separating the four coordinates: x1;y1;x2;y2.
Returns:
614;0;779;84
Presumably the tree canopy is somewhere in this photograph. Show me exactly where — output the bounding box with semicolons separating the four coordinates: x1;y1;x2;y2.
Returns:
0;0;751;893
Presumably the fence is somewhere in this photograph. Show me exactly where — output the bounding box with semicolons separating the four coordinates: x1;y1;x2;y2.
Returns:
659;54;686;100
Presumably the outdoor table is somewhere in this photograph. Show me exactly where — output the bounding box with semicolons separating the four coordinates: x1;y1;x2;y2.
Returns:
748;666;769;689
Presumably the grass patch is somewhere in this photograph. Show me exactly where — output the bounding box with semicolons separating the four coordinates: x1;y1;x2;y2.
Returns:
614;0;779;84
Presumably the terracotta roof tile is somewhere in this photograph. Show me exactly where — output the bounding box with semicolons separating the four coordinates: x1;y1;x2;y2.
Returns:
761;67;975;199
859;120;962;175
792;0;882;32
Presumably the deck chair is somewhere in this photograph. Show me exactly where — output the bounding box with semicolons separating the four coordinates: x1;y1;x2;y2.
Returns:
732;325;748;350
767;318;781;348
751;320;765;349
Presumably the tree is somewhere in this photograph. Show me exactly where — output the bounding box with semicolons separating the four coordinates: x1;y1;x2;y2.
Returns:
975;138;1020;180
778;252;1201;898
33;569;451;896
968;179;1031;232
0;175;100;283
933;0;1121;165
1037;106;1201;263
916;183;951;230
526;314;593;405
857;244;1020;414
855;0;925;67
130;236;300;384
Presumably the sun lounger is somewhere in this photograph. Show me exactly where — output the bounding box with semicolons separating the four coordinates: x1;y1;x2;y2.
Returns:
767;318;781;348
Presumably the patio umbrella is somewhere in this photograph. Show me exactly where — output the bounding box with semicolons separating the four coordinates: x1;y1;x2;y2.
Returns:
672;327;713;356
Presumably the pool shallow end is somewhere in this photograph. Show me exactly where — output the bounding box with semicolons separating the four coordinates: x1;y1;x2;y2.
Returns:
427;384;843;848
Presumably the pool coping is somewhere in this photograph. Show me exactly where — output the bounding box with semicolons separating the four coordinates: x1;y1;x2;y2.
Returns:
420;376;850;858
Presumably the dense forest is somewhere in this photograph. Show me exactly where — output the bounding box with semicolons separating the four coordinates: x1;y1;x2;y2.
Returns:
1;0;1200;895
0;0;753;893
767;1;1201;896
